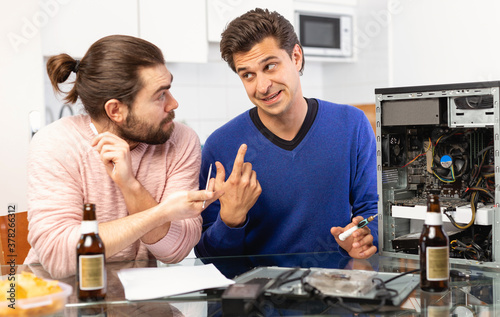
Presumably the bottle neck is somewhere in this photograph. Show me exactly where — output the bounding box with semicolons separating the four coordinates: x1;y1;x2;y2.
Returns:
81;220;99;234
83;204;97;221
425;211;443;226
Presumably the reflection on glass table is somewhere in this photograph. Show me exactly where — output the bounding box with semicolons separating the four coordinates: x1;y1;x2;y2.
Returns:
1;252;497;316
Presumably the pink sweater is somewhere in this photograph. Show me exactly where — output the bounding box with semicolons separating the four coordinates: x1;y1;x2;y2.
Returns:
25;115;202;278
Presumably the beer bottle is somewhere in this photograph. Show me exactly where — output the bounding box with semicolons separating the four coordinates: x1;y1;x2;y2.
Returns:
419;194;449;292
78;306;108;317
76;203;106;301
420;288;452;316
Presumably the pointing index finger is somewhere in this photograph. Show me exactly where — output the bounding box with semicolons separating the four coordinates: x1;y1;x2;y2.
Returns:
232;144;247;175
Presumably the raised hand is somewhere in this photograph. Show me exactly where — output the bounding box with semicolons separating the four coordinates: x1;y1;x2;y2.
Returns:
215;144;262;227
91;131;135;188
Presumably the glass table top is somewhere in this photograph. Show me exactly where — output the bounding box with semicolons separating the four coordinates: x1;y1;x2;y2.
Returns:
2;251;498;316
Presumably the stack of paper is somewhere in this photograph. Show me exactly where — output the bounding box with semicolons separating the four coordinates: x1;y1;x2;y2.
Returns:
117;264;234;300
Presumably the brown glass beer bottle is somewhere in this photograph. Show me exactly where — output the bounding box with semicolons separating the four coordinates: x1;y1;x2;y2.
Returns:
76;203;106;301
419;194;449;292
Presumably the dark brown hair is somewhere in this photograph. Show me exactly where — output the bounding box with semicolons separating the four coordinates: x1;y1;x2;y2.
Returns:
220;8;304;73
46;35;165;119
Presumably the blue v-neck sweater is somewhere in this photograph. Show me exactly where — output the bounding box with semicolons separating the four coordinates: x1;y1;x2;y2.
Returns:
195;99;378;257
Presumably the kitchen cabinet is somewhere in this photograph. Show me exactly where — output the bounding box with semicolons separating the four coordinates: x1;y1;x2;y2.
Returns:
139;0;208;63
41;0;208;63
41;0;138;58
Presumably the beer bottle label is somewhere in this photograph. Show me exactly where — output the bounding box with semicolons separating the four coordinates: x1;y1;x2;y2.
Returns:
427;305;450;316
79;254;105;290
424;213;443;226
426;246;449;280
81;220;99;234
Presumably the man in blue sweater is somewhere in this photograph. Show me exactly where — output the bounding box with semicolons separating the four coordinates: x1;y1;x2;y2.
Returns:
195;8;378;260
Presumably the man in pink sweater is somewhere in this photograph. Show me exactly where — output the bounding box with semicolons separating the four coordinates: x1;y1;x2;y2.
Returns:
25;35;221;278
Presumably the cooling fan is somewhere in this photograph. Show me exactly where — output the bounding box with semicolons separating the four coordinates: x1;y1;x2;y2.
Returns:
432;144;469;180
382;133;405;167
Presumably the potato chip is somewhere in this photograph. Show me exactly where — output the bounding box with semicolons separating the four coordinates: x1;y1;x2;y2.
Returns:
0;272;62;300
0;272;68;317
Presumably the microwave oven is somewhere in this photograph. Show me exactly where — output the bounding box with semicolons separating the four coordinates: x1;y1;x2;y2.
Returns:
295;11;353;58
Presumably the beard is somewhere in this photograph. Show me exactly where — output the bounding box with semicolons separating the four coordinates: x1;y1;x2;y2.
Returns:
117;110;176;145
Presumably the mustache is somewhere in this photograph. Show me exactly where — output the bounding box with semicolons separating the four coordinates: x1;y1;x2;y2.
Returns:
162;111;175;124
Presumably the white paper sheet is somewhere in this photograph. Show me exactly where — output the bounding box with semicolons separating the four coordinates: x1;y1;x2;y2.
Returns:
117;264;234;301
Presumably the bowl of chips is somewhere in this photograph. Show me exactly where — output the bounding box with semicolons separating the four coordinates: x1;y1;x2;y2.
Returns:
0;271;72;317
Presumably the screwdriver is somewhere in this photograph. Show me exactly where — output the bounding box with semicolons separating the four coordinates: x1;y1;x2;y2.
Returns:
339;214;378;241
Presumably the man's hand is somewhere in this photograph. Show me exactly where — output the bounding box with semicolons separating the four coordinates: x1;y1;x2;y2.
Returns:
331;216;377;259
91;132;137;189
215;144;262;227
99;187;223;258
159;187;223;222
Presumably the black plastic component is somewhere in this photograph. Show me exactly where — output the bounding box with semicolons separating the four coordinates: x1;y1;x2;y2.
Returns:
221;277;272;316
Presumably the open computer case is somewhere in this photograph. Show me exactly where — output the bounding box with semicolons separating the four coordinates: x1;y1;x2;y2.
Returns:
375;81;500;267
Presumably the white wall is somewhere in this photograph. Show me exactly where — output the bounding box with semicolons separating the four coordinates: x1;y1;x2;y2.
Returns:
322;0;391;105
389;0;500;86
0;1;45;216
322;0;500;102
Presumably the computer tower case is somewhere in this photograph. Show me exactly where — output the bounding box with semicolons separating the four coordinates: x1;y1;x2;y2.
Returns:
375;81;500;267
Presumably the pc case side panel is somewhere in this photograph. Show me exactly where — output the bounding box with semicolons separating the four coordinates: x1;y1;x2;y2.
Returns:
492;88;500;265
375;96;386;255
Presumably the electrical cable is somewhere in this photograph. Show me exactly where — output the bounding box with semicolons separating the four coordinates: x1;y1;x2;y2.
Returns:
401;137;432;168
383;269;420;284
450;238;486;261
444;147;494;231
267;267;302;290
